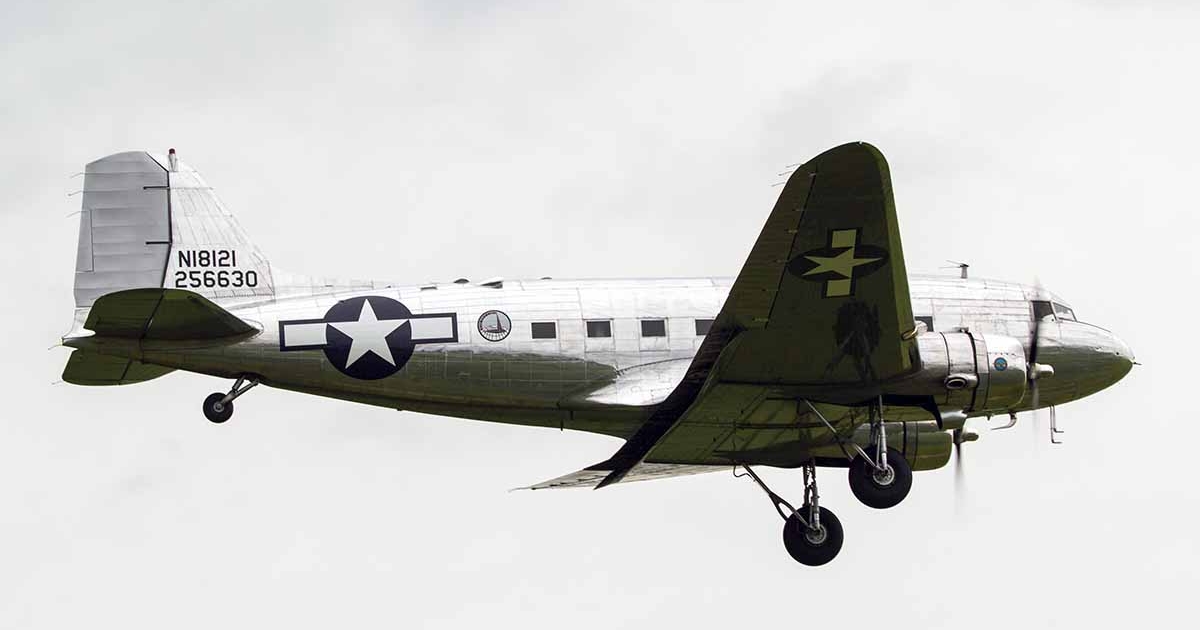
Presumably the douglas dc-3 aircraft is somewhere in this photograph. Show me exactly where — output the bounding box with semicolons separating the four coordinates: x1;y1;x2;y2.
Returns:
62;143;1134;565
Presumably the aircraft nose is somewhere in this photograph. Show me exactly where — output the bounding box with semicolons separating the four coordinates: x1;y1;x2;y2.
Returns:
1112;334;1135;367
1041;323;1134;403
1093;329;1134;380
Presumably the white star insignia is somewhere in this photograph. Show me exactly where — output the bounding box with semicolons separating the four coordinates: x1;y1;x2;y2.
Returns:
329;300;408;367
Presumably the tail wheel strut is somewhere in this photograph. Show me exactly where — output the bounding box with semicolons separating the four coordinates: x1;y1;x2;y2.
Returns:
202;375;259;424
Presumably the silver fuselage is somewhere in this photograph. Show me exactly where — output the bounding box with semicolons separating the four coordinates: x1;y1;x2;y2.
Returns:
69;272;1133;447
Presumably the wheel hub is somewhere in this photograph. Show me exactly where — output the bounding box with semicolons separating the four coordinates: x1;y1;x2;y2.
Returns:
872;464;895;487
804;524;828;545
212;402;225;413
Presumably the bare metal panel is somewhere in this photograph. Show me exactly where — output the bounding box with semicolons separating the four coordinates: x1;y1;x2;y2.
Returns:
152;154;275;302
976;333;1027;411
73;152;169;307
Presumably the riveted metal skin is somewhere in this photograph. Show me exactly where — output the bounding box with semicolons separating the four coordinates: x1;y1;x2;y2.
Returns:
891;331;1029;414
976;333;1028;411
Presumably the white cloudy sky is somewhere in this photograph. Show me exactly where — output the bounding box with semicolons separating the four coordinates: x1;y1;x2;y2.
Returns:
1;1;1195;627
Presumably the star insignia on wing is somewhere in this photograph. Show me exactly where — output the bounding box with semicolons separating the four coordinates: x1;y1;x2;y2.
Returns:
801;247;882;279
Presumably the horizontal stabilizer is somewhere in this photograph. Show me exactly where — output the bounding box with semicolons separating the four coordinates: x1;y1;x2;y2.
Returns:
84;288;256;340
62;350;175;386
520;462;728;490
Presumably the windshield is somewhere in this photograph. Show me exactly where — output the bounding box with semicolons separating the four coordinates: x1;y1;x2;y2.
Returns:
1032;300;1079;322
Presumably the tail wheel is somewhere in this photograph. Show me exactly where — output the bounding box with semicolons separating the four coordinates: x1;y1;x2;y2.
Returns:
782;506;843;566
203;392;233;424
848;446;912;509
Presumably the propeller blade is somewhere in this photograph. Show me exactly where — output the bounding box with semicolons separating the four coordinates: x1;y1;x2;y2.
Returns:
953;429;965;502
1028;278;1044;412
1029;310;1042;368
1029;278;1044;366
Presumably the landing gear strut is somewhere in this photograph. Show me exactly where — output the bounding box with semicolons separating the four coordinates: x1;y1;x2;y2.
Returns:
847;403;912;509
202;375;259;424
738;462;844;566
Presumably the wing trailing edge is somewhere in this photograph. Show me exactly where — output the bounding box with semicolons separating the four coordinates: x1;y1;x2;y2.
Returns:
519;462;730;491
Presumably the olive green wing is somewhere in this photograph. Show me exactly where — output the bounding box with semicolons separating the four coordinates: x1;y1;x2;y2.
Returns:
595;142;920;485
715;141;918;387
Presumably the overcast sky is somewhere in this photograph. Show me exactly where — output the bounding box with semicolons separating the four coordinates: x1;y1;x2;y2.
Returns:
2;1;1195;627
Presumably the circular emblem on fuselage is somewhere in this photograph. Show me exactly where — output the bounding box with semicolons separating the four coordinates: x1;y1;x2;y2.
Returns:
477;310;512;342
322;296;417;380
994;357;1008;371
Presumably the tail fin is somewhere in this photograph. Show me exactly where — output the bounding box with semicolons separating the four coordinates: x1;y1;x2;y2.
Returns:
73;150;274;308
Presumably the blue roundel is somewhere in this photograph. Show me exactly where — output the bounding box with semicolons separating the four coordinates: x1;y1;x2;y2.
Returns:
323;296;416;380
994;357;1008;371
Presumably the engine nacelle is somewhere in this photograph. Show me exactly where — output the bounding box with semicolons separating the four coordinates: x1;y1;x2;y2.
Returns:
849;420;952;471
900;331;1028;414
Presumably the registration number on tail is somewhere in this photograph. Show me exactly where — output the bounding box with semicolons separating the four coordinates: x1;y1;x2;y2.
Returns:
172;249;259;288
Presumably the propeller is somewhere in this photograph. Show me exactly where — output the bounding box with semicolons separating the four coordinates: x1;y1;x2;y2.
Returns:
1027;280;1061;443
953;429;965;500
951;426;977;501
1028;299;1043;412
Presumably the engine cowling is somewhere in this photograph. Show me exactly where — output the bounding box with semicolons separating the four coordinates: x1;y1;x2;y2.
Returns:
901;331;1028;414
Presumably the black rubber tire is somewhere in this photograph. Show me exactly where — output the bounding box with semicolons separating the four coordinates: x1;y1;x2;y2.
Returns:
782;506;844;566
203;392;233;424
848;446;912;509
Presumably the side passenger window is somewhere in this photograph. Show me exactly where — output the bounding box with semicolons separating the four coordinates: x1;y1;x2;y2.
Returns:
640;320;666;337
531;322;557;339
586;320;612;338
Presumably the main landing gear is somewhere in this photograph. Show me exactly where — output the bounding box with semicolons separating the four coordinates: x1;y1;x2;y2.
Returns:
849;447;912;509
847;411;912;509
739;462;844;566
804;398;913;510
202;375;259;424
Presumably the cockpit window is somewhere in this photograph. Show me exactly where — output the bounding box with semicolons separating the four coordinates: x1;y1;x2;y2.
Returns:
1032;301;1055;321
1053;303;1076;322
